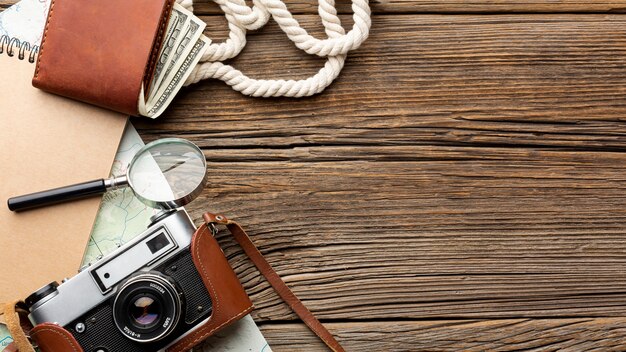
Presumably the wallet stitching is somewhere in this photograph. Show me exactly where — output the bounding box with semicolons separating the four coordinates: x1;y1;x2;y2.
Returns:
34;0;55;79
31;326;81;352
145;0;173;91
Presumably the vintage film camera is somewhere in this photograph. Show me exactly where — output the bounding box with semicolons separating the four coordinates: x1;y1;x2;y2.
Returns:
15;139;252;351
26;209;227;351
13;137;341;352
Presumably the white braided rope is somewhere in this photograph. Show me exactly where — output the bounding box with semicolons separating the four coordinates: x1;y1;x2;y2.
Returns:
179;0;194;11
178;0;371;97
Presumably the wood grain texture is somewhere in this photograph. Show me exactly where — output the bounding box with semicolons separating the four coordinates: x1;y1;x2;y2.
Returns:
260;319;626;351
136;13;626;350
181;0;626;15
4;0;626;349
186;151;626;322
4;0;626;14
138;15;626;151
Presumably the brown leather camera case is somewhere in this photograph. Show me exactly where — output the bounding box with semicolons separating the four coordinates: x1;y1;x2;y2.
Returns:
29;224;254;352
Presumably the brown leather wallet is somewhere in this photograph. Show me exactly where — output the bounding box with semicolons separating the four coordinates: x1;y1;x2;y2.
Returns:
32;0;174;116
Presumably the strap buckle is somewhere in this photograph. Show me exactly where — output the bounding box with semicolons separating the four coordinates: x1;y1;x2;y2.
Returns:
208;222;219;237
203;213;228;237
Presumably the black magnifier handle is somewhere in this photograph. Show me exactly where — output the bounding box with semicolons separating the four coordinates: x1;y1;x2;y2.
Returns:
8;179;108;212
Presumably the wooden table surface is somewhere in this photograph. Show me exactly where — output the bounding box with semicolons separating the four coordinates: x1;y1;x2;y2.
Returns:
6;0;626;350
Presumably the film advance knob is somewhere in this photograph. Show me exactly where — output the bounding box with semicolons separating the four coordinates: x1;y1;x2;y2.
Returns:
25;281;59;309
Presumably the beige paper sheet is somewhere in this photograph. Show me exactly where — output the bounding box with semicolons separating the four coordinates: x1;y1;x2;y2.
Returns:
0;51;128;302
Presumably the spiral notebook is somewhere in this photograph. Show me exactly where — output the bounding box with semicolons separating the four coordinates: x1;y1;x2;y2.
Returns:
0;35;128;302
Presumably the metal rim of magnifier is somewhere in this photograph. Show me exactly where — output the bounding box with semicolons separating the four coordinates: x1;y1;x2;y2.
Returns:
127;138;207;210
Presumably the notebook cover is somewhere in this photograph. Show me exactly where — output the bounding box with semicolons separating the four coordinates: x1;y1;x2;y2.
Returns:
31;0;174;116
0;46;128;302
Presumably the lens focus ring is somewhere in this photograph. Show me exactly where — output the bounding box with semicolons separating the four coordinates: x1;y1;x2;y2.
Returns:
113;273;182;343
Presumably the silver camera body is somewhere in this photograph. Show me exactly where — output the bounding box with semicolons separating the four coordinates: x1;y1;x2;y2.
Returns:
27;209;214;351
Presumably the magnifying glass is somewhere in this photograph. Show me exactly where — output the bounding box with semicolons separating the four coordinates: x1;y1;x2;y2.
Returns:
8;138;207;212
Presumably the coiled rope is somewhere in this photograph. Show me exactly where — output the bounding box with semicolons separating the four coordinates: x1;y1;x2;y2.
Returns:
178;0;371;97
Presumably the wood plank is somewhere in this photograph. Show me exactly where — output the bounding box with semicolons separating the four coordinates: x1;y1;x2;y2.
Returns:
137;14;626;151
256;319;626;351
3;0;626;14
4;0;626;348
126;15;626;324
176;150;626;321
182;0;626;15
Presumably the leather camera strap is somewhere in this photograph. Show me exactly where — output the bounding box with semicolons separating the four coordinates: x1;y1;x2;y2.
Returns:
2;301;34;352
203;213;345;352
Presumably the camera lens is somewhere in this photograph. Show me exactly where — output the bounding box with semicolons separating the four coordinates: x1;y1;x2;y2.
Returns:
130;295;160;327
113;273;182;343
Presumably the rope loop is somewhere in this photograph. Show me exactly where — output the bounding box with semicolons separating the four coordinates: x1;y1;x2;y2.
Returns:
179;0;371;97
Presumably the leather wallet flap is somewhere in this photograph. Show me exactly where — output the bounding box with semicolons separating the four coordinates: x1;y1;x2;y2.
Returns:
32;0;174;115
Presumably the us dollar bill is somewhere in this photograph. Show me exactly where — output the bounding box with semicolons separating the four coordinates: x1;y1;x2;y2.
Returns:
144;35;210;118
148;5;188;92
149;6;205;102
140;3;207;118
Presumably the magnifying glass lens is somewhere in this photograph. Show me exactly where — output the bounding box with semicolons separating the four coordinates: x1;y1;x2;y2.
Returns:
8;138;208;212
128;139;206;204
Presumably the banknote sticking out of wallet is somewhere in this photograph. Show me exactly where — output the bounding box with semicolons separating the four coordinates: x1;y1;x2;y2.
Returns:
32;0;209;118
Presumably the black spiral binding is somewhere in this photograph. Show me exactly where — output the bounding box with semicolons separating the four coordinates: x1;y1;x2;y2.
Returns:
0;35;40;63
